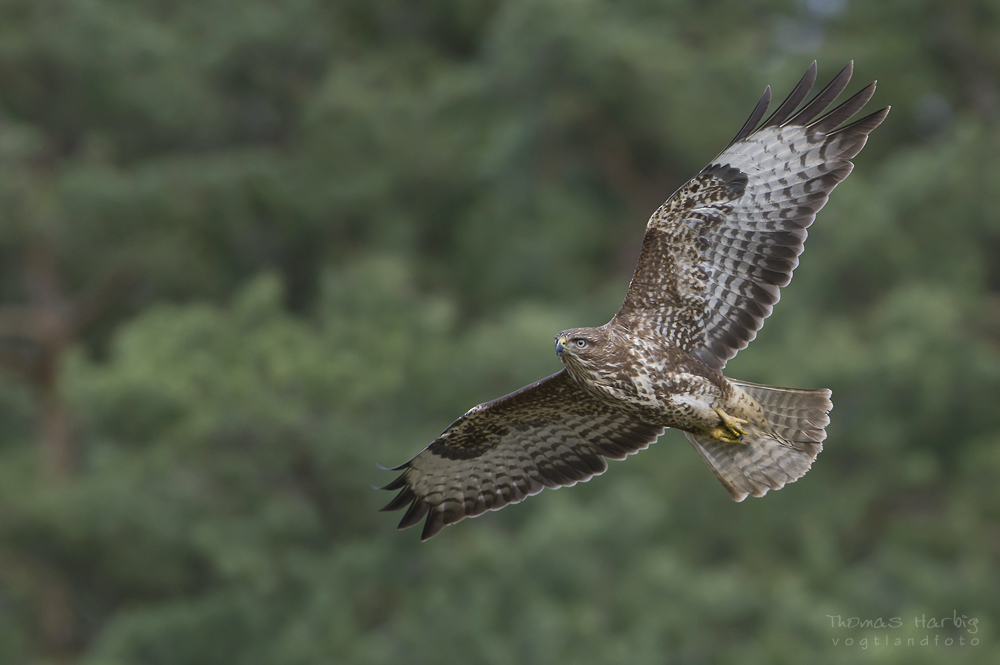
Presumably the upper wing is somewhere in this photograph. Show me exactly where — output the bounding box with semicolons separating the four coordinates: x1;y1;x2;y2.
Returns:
613;62;889;370
379;370;663;540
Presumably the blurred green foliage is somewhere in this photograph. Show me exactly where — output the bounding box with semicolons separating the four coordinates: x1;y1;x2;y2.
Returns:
1;0;999;663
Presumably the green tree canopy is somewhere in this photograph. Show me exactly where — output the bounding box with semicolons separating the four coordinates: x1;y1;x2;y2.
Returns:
1;1;999;663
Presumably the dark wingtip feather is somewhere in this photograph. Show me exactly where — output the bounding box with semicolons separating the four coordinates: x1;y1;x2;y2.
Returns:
760;61;818;129
420;512;445;541
808;80;878;133
831;105;891;136
381;487;416;512
377;475;449;541
725;85;771;150
828;106;891;158
784;61;854;127
377;473;408;492
377;459;412;471
397;497;429;529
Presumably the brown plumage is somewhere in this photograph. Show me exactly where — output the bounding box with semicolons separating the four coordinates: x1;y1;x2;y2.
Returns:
380;62;889;540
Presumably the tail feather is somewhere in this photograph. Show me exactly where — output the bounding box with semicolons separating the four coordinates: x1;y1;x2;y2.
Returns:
686;380;832;502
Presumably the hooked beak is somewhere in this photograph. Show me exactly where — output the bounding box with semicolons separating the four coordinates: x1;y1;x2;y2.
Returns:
555;336;568;355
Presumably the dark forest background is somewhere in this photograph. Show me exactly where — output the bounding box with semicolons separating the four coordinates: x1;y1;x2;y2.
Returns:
1;1;999;663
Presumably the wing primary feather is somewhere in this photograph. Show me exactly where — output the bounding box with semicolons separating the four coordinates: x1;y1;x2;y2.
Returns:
826;107;891;159
397;498;430;529
377;474;408;492
724;86;771;150
828;106;892;138
808;80;877;133
421;511;445;541
381;487;415;512
783;61;854;127
760;61;817;129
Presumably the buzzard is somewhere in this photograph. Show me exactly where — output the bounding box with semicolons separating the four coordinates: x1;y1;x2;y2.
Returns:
380;62;888;540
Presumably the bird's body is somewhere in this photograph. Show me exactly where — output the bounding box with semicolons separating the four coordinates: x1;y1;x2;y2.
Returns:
555;323;736;434
380;62;888;540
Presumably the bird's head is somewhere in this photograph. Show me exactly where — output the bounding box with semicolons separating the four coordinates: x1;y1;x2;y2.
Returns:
554;326;609;372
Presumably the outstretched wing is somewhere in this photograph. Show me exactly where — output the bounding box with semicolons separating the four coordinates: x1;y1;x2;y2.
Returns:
379;370;663;540
614;62;889;370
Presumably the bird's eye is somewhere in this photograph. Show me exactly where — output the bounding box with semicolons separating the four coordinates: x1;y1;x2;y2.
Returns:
573;338;588;349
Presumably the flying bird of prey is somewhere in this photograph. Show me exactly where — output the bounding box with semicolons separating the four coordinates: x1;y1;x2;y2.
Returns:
380;62;888;540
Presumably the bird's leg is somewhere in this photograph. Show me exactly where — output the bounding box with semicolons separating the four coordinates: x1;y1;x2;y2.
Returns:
710;407;749;443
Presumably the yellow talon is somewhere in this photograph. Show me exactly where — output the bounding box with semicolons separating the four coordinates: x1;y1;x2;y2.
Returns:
712;408;748;443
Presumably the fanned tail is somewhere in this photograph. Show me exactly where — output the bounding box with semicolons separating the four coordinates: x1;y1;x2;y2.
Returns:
686;380;832;501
